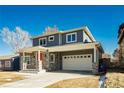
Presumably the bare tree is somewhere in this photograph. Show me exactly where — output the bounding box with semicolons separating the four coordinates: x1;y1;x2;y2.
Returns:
0;27;31;53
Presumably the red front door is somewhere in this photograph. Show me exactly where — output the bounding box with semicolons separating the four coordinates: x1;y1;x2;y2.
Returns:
40;52;44;63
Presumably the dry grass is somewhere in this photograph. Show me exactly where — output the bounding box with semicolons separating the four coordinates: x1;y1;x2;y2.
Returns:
105;73;124;88
47;73;124;88
47;76;99;88
0;72;25;85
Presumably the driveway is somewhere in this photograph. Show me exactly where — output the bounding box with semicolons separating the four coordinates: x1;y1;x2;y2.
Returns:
0;71;93;88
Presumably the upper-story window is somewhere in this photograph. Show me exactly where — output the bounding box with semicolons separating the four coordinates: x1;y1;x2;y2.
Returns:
39;37;47;46
48;36;54;41
66;32;77;43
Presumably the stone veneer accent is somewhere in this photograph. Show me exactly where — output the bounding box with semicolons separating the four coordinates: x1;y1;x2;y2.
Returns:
92;62;99;74
45;49;101;74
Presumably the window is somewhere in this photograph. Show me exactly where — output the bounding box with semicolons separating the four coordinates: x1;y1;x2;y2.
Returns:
25;56;30;64
5;61;11;67
81;56;83;58
50;54;55;63
72;34;76;41
48;36;54;41
66;32;77;43
88;55;91;58
67;35;71;42
39;38;47;46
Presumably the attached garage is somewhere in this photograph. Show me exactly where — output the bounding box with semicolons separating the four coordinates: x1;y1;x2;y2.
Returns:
62;54;92;71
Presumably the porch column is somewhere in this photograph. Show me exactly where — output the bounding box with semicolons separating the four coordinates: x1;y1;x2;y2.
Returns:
94;47;97;63
92;47;98;74
22;52;27;70
38;50;42;71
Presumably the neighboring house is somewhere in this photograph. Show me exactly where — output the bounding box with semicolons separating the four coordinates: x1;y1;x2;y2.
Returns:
118;23;124;68
112;48;119;63
19;26;104;74
0;55;20;71
102;53;111;68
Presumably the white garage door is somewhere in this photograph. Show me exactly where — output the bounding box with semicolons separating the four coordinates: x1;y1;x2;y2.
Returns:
62;54;92;70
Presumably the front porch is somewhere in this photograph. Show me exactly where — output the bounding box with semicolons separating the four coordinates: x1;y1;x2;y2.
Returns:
19;46;48;73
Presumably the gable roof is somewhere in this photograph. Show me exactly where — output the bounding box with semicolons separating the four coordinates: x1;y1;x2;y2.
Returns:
31;26;96;42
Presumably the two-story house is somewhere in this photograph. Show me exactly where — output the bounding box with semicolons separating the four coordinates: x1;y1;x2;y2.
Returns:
19;26;104;74
118;23;124;68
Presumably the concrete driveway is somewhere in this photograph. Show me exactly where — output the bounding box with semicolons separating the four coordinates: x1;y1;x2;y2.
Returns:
0;71;93;88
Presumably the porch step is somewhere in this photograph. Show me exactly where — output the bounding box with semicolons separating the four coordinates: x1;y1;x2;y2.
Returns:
20;69;46;74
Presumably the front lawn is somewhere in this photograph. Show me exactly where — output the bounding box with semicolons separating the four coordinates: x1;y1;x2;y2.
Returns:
47;72;124;88
0;72;25;85
106;73;124;88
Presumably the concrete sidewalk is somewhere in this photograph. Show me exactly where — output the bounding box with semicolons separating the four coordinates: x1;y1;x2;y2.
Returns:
0;71;93;88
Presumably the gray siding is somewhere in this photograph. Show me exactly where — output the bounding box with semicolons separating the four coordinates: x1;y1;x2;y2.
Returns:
32;30;84;47
62;30;83;45
47;34;60;46
33;38;39;46
33;34;60;47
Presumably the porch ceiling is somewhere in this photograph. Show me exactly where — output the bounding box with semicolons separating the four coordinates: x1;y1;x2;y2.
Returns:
19;46;47;53
48;42;99;52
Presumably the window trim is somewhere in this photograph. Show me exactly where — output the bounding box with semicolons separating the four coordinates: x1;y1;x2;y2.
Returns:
48;36;54;41
66;32;77;43
39;37;47;46
23;55;31;64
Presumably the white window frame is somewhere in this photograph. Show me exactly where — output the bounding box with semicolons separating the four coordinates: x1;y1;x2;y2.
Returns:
24;56;31;64
5;61;11;67
50;54;55;63
66;32;77;43
39;37;47;46
48;36;54;41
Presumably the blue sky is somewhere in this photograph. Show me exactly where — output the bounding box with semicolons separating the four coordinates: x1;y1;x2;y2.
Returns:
0;5;124;55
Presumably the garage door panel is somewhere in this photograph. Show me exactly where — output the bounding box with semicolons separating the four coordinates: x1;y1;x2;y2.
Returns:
62;54;92;70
